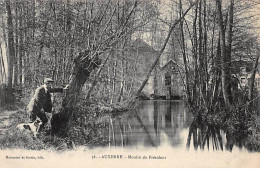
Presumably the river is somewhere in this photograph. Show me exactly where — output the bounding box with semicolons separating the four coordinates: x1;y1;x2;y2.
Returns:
106;100;249;152
80;100;259;167
107;100;193;149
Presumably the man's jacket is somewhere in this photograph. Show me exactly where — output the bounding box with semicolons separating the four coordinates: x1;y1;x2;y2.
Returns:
27;85;63;113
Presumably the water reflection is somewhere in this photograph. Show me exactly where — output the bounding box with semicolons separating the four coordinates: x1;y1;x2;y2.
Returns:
106;100;242;152
186;118;224;151
185;117;245;152
107;100;193;148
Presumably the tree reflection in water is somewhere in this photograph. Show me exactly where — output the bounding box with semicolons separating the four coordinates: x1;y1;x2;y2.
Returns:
185;116;243;152
106;100;193;148
186;117;224;151
105;100;241;151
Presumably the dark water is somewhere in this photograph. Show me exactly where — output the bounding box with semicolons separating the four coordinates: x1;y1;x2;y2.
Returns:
108;100;194;148
107;100;250;152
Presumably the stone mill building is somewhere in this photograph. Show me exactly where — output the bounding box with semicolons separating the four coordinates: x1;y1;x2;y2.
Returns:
129;38;185;100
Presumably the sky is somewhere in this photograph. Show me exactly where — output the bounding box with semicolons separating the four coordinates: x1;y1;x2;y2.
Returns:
254;4;260;42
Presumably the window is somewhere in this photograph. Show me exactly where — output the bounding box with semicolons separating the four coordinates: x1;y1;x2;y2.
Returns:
240;67;246;74
256;78;260;87
241;77;246;87
165;72;171;86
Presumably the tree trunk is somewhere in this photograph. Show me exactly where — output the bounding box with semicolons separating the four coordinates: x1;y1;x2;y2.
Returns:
18;3;23;86
203;0;208;103
111;59;117;104
0;84;6;107
192;2;198;105
198;0;204;106
117;58;125;102
51;51;100;135
211;37;222;111
226;0;234;103
5;0;16;103
215;0;232;108
0;46;6;84
86;52;110;99
13;1;18;87
179;0;192;105
248;49;260;107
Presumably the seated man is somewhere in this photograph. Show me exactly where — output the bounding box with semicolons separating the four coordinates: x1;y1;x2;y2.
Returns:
27;78;68;135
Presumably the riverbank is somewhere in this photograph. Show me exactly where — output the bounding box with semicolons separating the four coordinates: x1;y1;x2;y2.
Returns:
189;104;260;152
0;97;139;151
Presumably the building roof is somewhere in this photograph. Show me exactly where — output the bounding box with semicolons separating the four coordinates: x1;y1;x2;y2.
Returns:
160;60;177;70
130;38;158;54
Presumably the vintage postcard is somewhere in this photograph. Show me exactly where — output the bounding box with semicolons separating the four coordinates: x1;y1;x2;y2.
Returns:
0;0;260;168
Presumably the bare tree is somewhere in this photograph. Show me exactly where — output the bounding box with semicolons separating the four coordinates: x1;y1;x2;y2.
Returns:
136;1;197;96
5;0;16;103
51;0;139;135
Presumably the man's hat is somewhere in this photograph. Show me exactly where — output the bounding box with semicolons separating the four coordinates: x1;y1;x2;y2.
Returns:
44;78;54;84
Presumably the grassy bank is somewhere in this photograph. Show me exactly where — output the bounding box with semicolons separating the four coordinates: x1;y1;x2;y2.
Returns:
190;104;260;152
0;96;138;151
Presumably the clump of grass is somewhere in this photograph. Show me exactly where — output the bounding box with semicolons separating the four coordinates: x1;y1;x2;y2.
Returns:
0;109;47;150
0;123;81;151
0;128;46;150
0;108;71;151
67;106;110;148
245;114;260;152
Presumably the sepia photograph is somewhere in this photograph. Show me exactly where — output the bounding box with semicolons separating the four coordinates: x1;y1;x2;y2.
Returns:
0;0;259;168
